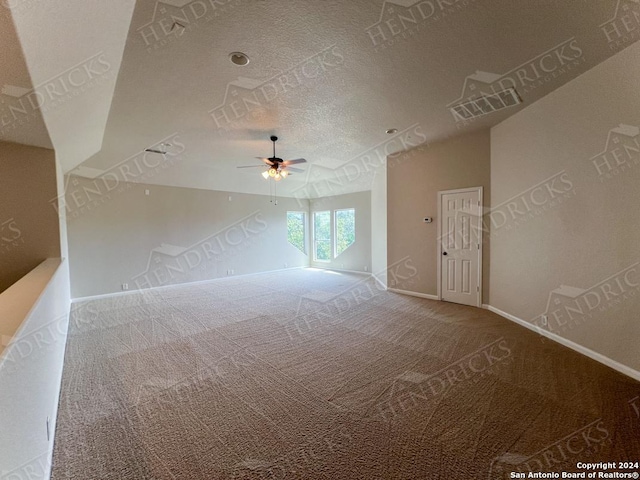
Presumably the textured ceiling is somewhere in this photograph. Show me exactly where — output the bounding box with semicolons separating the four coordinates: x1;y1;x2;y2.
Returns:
5;0;640;197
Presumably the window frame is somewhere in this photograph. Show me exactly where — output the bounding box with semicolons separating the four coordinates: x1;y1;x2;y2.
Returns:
312;210;332;262
311;208;357;262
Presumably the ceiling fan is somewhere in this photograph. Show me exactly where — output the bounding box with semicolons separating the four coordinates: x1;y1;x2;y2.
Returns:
237;136;306;181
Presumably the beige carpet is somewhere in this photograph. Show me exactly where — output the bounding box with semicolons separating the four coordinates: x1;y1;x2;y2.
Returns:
52;269;640;479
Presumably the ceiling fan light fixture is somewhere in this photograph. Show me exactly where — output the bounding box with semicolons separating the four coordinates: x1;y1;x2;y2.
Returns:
274;173;282;181
262;170;269;179
268;168;277;177
280;170;289;178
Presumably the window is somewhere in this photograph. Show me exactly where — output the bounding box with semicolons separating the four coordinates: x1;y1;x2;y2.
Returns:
335;208;355;256
287;212;306;253
312;208;356;262
313;211;331;261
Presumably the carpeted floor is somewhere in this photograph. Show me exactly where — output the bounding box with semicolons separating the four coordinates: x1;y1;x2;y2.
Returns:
51;269;640;479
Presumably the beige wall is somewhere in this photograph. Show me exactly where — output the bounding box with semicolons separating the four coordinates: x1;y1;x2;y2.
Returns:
310;191;371;273
387;130;491;299
371;164;387;287
66;176;309;298
490;41;640;372
0;142;60;293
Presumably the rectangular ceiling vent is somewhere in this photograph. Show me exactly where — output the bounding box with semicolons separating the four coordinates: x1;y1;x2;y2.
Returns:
450;87;522;121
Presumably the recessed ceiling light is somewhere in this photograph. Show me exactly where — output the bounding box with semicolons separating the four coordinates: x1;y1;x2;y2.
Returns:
386;128;398;135
229;52;250;66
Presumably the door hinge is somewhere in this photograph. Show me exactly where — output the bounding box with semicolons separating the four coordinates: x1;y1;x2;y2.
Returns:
477;244;480;249
477;286;479;292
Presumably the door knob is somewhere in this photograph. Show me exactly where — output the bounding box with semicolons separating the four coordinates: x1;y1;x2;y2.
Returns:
443;252;448;256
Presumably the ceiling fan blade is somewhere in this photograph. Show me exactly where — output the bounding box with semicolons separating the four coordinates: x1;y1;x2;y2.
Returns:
257;157;275;165
283;158;306;165
236;165;266;168
285;167;305;173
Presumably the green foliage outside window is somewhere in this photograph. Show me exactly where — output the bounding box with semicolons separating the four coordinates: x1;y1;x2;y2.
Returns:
287;212;306;253
314;211;331;261
335;209;355;256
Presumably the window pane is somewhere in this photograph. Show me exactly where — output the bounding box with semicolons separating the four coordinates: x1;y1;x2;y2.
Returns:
335;209;355;256
287;212;305;253
314;211;331;261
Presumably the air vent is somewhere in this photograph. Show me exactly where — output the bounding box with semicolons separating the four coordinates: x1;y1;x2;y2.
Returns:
450;87;522;121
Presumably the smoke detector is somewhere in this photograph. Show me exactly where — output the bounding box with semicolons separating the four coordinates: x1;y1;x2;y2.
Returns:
229;52;250;66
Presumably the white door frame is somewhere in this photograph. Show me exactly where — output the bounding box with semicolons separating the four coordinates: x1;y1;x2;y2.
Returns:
436;186;483;307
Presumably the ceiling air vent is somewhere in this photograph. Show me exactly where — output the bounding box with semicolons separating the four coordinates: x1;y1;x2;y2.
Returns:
450;87;522;121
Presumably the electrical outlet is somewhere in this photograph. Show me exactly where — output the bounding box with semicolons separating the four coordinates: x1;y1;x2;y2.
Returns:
364;266;368;272
145;189;150;196
121;283;129;291
541;314;548;326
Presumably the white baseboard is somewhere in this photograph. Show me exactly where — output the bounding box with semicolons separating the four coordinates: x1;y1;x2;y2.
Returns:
484;304;640;382
71;266;306;303
372;274;387;291
312;267;371;276
388;288;439;301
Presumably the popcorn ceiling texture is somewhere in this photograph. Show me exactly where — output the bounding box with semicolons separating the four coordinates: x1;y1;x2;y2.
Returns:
51;269;640;479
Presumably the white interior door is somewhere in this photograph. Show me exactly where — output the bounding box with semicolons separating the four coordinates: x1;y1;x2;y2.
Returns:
439;188;482;307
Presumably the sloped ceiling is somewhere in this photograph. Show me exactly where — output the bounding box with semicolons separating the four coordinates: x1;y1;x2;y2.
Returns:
6;0;136;171
0;8;51;148
5;0;640;197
